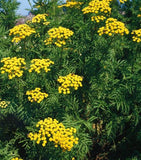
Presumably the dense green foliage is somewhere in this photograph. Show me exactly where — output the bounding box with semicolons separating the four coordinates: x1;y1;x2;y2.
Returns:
0;0;20;29
0;0;141;160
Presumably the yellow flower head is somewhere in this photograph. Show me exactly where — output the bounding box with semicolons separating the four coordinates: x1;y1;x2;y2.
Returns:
44;26;74;47
119;0;127;3
131;29;141;43
26;88;48;103
11;157;23;160
29;59;54;74
58;0;83;8
0;98;10;108
82;0;112;22
32;14;50;25
97;18;129;36
28;117;78;151
57;73;83;94
9;24;36;43
0;57;26;79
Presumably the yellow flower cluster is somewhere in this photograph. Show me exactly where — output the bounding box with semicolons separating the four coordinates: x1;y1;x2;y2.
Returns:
44;26;74;47
91;15;106;22
29;59;54;74
97;18;129;36
131;29;141;43
119;0;127;3
82;0;111;23
28;117;78;151
26;88;48;103
0;57;26;79
32;14;50;25
57;73;83;94
0;98;10;108
58;0;83;8
9;24;36;43
11;158;23;160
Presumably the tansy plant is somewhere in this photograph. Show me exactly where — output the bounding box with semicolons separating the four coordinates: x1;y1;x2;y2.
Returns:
26;88;48;103
28;117;78;150
82;0;112;22
31;13;50;25
0;57;26;79
9;24;36;43
0;98;10;109
131;29;141;43
29;59;54;74
58;0;83;9
11;158;23;160
57;73;83;94
97;18;129;36
44;26;74;47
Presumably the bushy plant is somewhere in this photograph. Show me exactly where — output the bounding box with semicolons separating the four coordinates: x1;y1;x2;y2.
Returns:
0;0;141;160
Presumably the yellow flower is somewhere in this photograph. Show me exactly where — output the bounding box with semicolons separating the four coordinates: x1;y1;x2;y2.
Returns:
58;0;83;8
57;73;83;94
26;88;48;103
97;18;129;36
29;59;54;73
0;57;26;79
82;0;112;22
32;14;50;25
9;24;36;43
11;157;23;160
0;98;10;108
119;0;127;3
44;26;73;47
131;29;141;43
28;117;78;151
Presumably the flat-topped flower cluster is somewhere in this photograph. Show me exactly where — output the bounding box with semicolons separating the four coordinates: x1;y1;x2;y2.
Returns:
28;117;78;151
26;88;48;103
0;57;26;79
58;73;83;94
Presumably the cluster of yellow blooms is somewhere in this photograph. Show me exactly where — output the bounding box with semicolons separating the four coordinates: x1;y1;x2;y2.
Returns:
44;26;74;47
82;0;111;23
97;18;129;36
11;158;23;160
57;73;83;94
91;15;106;22
32;14;50;25
26;88;48;103
131;29;141;43
28;117;78;151
58;0;83;8
0;57;26;79
29;59;54;74
119;0;127;3
9;24;36;43
0;98;10;108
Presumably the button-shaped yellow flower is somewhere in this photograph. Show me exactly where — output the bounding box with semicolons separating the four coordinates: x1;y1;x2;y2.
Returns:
26;88;48;103
11;157;23;160
82;0;112;22
32;14;50;25
97;18;129;36
0;98;10;108
0;57;26;79
9;24;36;43
44;26;74;47
131;29;141;43
58;0;83;8
28;117;78;151
29;59;54;74
57;73;83;94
